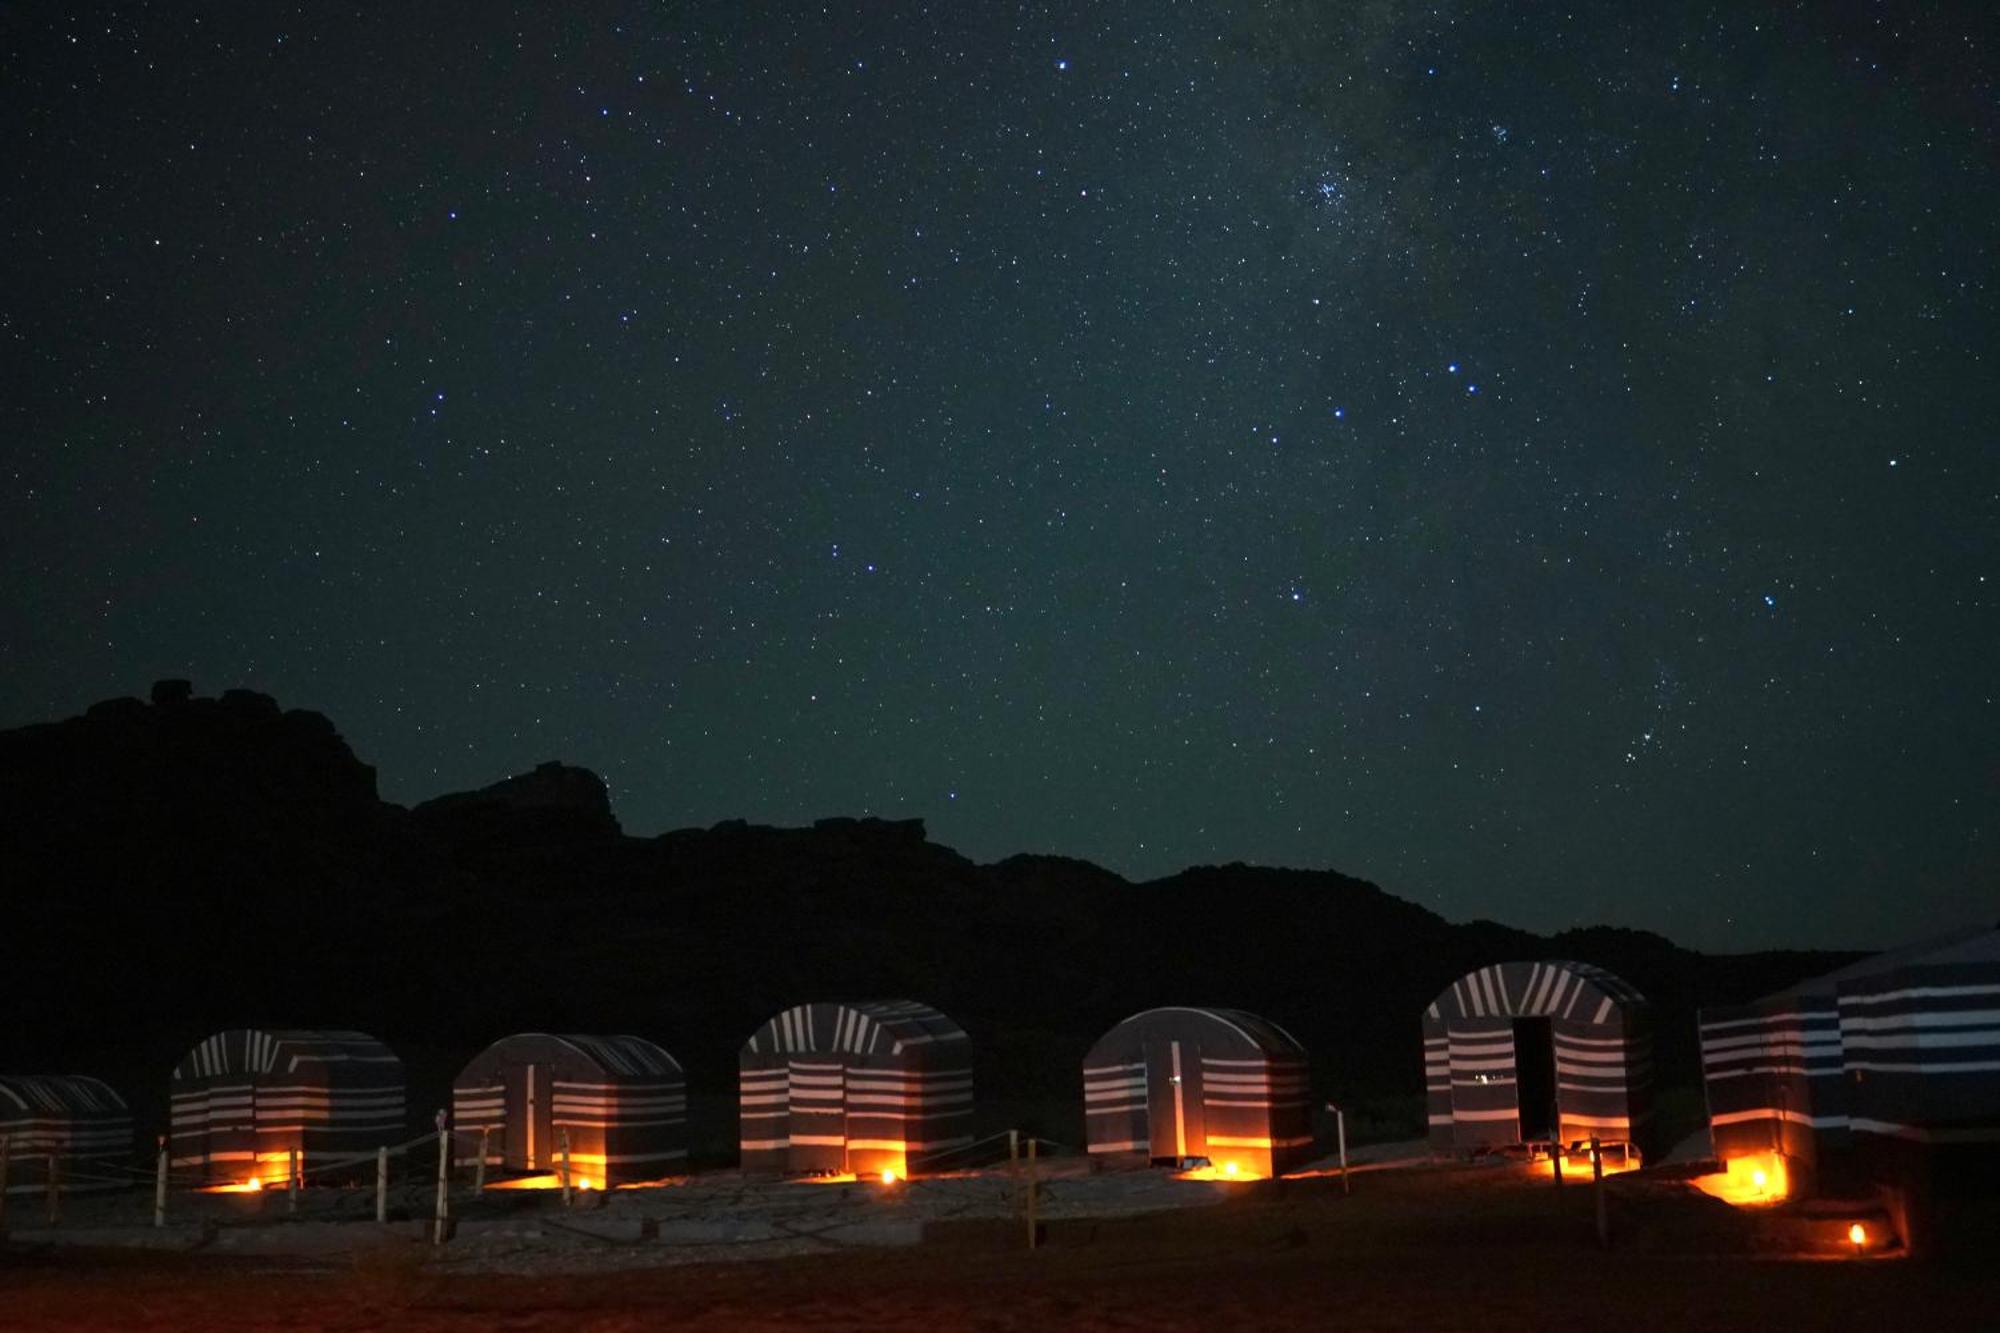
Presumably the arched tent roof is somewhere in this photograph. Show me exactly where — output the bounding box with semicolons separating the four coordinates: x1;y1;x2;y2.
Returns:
1;1074;131;1193
172;1029;401;1084
742;999;968;1061
1426;960;1646;1027
452;1032;687;1181
1086;1006;1306;1062
1423;960;1655;1157
458;1033;681;1083
738;1000;974;1174
0;1074;127;1117
1081;1005;1314;1177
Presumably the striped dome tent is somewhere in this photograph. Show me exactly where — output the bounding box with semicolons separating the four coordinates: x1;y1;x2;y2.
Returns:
453;1033;686;1186
739;1000;973;1177
1423;961;1654;1157
170;1029;404;1184
1083;1006;1313;1179
0;1074;131;1195
1701;926;2000;1177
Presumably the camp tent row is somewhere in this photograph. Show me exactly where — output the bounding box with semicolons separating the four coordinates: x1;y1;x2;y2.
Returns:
0;974;1669;1190
17;941;1993;1191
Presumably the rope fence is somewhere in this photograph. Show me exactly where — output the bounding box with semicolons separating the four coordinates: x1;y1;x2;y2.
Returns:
4;1119;1077;1252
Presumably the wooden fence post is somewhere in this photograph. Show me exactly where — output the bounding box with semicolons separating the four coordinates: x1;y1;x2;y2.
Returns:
375;1145;388;1224
432;1110;451;1245
1335;1105;1350;1195
288;1147;300;1214
474;1127;490;1194
1550;1101;1565;1189
1025;1138;1039;1251
1591;1136;1607;1248
560;1128;574;1210
45;1152;60;1226
154;1138;169;1228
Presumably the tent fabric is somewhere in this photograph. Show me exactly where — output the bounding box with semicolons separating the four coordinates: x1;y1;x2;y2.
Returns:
452;1033;687;1183
1838;954;2000;1146
1082;1006;1313;1177
1703;928;2000;1164
738;999;973;1175
1423;961;1654;1156
0;1074;131;1194
169;1029;404;1181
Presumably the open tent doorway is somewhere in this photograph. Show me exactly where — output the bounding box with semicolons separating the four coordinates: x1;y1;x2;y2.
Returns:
1513;1017;1557;1142
1425;961;1654;1159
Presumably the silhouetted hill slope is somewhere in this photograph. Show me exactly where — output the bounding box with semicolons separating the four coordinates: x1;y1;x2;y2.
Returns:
0;684;1859;1147
412;759;621;862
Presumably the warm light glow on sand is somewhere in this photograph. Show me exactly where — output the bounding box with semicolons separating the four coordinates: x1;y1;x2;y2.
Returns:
198;1151;300;1193
1690;1152;1791;1206
1849;1223;1867;1248
879;1168;900;1185
486;1171;600;1191
795;1172;860;1185
1537;1148;1639;1181
1178;1160;1263;1182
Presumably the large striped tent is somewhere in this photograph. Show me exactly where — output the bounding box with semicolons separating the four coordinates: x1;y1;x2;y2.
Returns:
1701;926;2000;1173
1082;1007;1313;1178
0;1075;132;1195
739;1000;973;1177
1839;936;2000;1151
452;1033;686;1186
1424;961;1654;1157
170;1029;404;1184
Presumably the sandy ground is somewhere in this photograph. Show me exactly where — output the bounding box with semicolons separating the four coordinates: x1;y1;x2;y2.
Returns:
1;1150;1300;1274
4;1155;1997;1331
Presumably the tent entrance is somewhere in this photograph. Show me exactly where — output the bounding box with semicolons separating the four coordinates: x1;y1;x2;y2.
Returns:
1145;1040;1206;1165
1512;1019;1557;1143
504;1062;553;1169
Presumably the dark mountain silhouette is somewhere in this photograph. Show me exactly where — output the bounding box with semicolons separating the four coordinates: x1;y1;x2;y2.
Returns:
0;683;1855;1156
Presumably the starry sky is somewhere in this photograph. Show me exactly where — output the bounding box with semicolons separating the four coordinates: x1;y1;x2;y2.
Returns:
4;3;1995;951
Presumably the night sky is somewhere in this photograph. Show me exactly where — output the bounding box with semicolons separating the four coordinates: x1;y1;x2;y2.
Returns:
5;4;1994;951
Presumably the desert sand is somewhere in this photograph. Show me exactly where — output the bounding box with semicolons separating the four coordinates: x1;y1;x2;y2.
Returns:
4;1158;1994;1331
